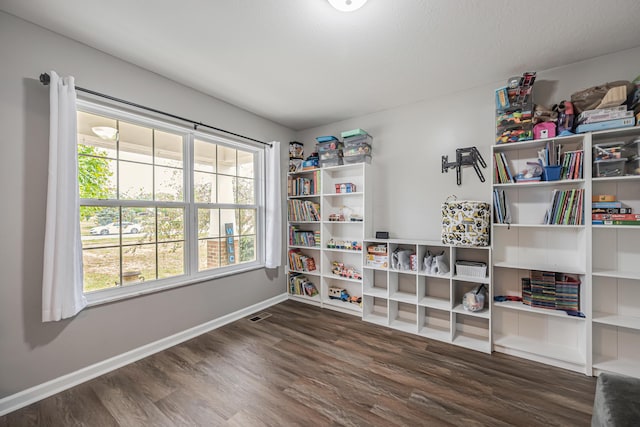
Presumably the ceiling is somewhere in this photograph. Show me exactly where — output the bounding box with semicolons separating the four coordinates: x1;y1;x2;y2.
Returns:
3;0;640;130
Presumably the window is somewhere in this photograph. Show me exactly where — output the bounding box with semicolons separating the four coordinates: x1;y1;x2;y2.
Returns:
77;101;263;300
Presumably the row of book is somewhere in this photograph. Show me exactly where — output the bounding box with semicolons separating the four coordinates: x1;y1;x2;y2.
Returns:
493;189;512;224
592;200;639;225
493;152;514;184
288;199;320;222
559;150;584;180
288;226;320;247
288;249;317;272
522;270;580;312
289;273;318;297
287;171;319;197
543;188;584;225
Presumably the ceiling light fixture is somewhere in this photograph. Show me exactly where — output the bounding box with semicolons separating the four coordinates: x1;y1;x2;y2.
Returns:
328;0;368;12
91;126;118;140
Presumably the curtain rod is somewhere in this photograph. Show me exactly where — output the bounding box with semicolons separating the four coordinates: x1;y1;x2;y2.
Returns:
39;73;272;148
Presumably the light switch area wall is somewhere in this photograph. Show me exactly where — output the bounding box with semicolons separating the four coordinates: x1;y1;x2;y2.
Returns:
296;46;640;240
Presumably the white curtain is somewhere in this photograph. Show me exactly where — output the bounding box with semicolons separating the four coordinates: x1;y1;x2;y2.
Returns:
265;141;282;268
42;71;87;321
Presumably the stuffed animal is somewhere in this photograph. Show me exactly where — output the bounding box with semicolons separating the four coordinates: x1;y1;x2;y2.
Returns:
392;248;414;271
430;251;450;275
423;250;434;272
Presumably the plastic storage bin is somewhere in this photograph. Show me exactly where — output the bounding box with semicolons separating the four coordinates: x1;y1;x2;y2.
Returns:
593;159;626;177
319;149;343;161
343;154;371;164
319;158;343;168
343;144;371;157
542;165;562;181
626;157;640;175
317;141;343;153
344;134;373;148
622;137;640;158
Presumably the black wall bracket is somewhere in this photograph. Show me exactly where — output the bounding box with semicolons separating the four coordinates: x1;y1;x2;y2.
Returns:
441;146;487;186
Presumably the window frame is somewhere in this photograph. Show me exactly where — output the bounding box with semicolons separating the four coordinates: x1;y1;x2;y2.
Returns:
77;100;266;306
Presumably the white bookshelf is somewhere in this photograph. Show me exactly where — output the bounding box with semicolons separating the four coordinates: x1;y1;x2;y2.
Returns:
362;238;492;354
287;163;371;315
590;127;640;378
491;133;590;374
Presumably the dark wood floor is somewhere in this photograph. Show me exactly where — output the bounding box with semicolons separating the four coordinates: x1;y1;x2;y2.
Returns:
1;300;596;426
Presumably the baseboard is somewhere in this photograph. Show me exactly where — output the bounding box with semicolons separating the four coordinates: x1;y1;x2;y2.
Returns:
0;293;288;416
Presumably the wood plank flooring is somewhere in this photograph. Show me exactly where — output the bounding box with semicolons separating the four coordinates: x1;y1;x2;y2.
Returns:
1;300;596;426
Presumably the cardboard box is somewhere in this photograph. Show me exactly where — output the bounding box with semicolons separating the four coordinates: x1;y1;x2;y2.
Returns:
592;194;616;202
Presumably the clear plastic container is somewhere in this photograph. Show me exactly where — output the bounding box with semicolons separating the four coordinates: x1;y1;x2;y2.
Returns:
593;159;626;177
343;154;371;164
317;141;343;153
343;144;371;157
319;149;343;161
319;158;343;168
626;157;640;175
344;134;373;148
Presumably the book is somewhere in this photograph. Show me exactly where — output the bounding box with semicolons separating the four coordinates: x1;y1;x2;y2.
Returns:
576;117;635;133
592;220;640;225
592;207;632;214
592;213;640;221
592;201;622;209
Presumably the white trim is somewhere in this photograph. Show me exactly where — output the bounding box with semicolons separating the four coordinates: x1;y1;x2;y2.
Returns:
0;293;288;416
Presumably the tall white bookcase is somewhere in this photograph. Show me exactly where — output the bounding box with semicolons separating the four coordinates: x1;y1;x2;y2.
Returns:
589;127;640;379
491;126;640;378
287;163;371;316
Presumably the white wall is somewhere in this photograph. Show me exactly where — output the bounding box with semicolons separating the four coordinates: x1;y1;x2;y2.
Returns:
296;47;640;240
0;11;294;399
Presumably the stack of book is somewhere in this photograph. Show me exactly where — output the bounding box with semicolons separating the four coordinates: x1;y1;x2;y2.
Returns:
576;106;636;133
289;273;318;297
492;189;511;224
287;249;316;272
525;271;581;313
543;188;584;225
287;199;320;222
592;199;638;225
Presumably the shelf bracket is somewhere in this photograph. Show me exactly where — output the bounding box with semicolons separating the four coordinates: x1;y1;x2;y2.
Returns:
441;146;486;185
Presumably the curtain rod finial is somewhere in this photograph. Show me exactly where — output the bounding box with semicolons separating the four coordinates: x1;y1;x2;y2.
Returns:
40;73;51;85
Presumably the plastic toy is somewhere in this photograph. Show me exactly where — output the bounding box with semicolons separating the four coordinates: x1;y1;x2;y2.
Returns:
328;287;350;302
348;296;362;305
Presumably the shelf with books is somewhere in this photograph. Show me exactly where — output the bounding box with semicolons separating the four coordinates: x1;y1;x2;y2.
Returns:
590;127;640;379
491;132;590;373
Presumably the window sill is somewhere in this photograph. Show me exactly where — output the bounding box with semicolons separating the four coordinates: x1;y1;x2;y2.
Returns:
85;262;268;307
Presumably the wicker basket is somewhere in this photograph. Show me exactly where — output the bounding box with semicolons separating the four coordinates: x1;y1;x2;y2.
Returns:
455;261;487;277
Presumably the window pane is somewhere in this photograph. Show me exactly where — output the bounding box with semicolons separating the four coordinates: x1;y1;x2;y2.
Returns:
237;178;254;204
83;247;120;293
122;206;154;244
198;239;219;271
122;244;156;284
120;161;153;200
237;150;254;178
77;111;117;157
158;208;184;242
78;155;117;200
239;209;256;235
80;206;119;248
198;208;220;238
155;166;183;201
217;175;235;204
219;209;239;237
217;145;236;175
194;139;216;173
158;242;184;279
194;172;216;203
239;236;256;263
119;121;152;163
155;130;183;168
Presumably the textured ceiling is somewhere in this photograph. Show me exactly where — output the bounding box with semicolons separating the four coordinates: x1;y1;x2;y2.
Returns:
2;0;640;130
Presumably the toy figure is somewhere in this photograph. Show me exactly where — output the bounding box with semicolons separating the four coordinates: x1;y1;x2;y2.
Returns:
423;251;434;272
430;251;450;275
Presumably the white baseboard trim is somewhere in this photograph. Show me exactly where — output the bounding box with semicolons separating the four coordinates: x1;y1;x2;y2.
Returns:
0;293;288;417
